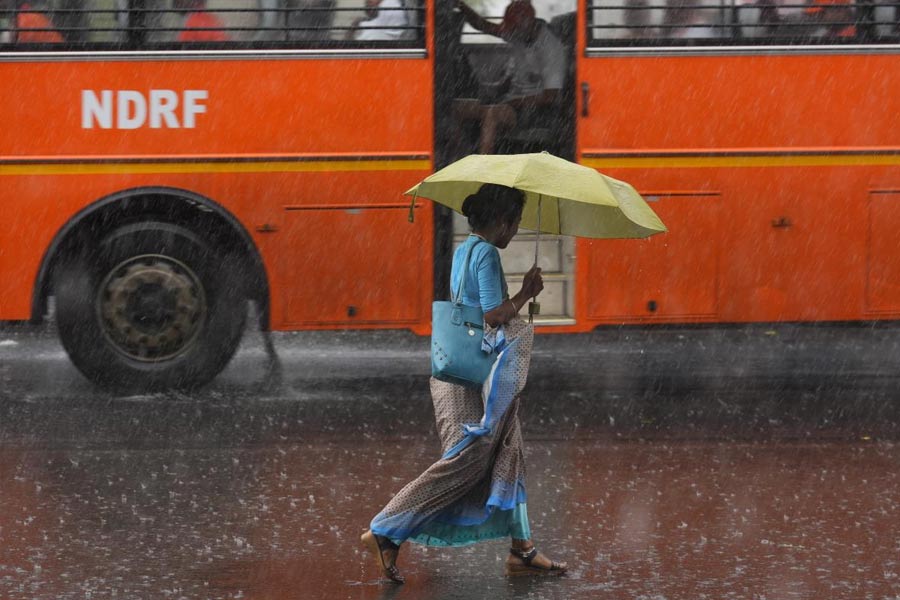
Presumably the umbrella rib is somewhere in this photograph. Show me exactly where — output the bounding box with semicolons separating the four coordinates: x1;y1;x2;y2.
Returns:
513;155;530;191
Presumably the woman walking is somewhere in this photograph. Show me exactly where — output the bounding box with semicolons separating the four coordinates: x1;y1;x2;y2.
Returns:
361;183;568;583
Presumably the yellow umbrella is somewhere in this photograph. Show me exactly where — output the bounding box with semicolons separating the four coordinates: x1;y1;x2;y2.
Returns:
406;152;667;320
406;152;667;240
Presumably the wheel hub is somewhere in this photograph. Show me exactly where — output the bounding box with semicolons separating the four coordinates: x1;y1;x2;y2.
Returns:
98;255;207;361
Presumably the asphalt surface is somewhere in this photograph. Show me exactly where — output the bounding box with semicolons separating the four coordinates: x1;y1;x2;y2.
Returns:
3;321;900;446
2;321;900;599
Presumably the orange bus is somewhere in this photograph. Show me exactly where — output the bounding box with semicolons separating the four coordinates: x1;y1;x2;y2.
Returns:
1;0;898;390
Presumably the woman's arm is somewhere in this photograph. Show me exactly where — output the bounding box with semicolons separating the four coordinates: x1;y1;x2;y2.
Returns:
484;265;543;327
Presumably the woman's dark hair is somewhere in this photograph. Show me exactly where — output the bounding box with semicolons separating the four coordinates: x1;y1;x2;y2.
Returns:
461;184;525;231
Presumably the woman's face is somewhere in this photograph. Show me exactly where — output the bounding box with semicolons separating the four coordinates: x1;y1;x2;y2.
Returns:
496;212;522;249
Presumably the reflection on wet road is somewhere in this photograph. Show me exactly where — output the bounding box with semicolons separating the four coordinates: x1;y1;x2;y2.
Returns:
3;440;899;599
2;324;900;598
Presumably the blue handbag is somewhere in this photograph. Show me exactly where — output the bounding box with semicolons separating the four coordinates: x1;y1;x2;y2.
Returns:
431;240;499;388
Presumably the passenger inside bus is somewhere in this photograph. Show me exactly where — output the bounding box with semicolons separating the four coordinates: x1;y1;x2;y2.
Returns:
803;0;857;37
175;0;231;41
622;0;654;38
757;0;858;38
345;0;409;40
662;0;721;38
287;0;336;41
0;0;64;43
450;0;567;156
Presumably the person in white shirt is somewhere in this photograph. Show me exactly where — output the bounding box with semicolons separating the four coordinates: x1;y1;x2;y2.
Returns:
347;0;409;40
452;0;567;154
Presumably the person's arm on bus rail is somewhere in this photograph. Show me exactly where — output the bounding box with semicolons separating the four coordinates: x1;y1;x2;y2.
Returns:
455;0;564;111
455;0;502;37
449;0;566;154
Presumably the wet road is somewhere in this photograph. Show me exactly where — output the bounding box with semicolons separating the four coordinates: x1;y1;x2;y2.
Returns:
2;322;900;599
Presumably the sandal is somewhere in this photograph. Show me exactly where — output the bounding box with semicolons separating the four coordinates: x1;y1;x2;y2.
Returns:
505;546;568;577
360;529;405;584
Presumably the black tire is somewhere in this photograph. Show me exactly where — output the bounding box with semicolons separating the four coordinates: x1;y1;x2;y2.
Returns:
54;222;246;391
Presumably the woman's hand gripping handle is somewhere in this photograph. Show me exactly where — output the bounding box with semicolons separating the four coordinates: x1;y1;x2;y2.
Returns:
484;265;543;327
521;264;544;322
520;264;544;299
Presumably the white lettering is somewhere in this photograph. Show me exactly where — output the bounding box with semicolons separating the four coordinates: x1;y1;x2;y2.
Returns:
149;89;180;129
81;90;113;129
81;89;208;130
117;91;147;129
182;90;208;129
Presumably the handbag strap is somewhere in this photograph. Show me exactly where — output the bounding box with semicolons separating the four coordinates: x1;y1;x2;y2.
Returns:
452;238;482;305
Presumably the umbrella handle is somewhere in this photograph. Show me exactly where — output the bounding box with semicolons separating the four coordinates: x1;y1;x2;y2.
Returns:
530;196;542;323
528;301;540;324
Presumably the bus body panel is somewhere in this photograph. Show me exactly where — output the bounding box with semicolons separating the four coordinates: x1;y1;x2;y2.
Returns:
0;56;434;333
578;53;900;152
0;169;434;330
579;165;900;324
577;48;900;324
0;56;432;155
868;191;900;315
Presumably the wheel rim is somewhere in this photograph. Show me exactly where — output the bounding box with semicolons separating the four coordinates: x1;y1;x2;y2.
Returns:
97;254;207;362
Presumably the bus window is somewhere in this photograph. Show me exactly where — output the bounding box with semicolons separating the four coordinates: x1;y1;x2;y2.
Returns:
157;0;261;43
659;0;727;39
286;0;336;41
871;1;895;38
74;0;128;43
588;0;879;43
619;0;655;39
0;0;426;47
590;0;728;41
754;0;859;40
1;0;65;43
342;0;422;42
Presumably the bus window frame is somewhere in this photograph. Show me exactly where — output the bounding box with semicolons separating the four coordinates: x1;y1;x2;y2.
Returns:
0;0;427;51
585;0;900;48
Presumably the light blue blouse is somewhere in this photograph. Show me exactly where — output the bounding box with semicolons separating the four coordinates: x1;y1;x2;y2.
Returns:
449;235;508;312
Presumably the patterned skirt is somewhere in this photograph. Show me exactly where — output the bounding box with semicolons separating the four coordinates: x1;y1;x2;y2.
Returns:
370;318;533;546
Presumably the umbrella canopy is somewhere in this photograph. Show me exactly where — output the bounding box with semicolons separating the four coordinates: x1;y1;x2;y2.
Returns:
405;152;667;239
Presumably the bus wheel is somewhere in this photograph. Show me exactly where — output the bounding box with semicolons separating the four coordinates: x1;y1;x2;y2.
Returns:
54;222;246;391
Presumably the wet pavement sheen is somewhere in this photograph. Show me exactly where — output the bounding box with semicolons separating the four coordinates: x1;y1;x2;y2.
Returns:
3;439;899;599
2;324;900;599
